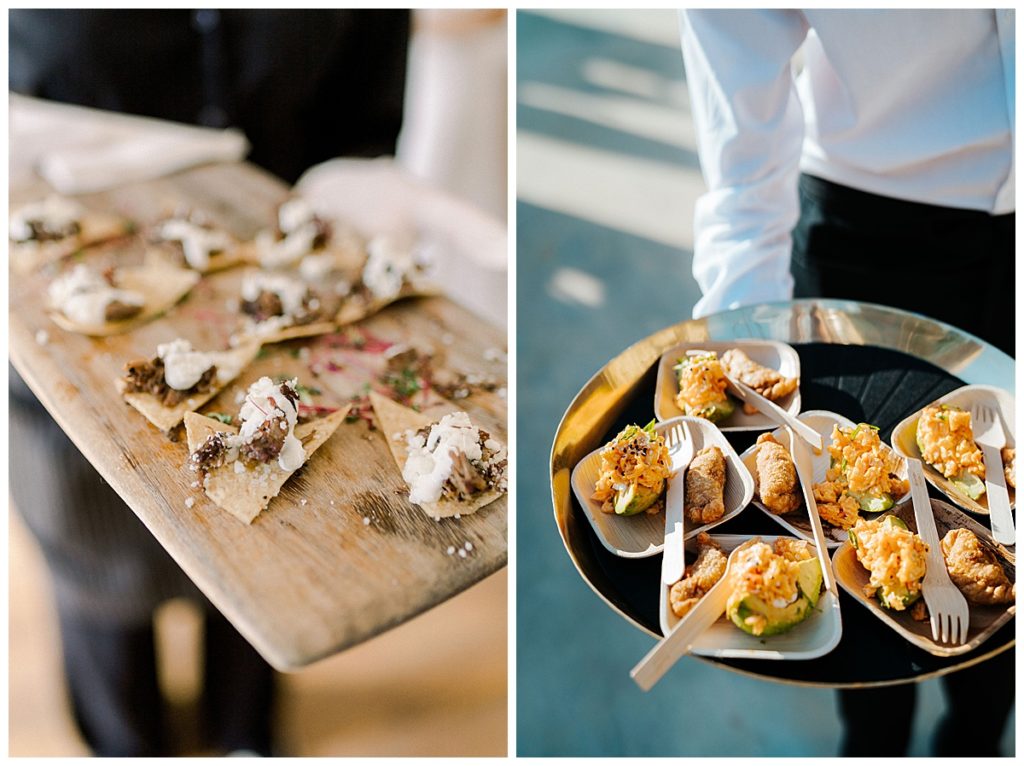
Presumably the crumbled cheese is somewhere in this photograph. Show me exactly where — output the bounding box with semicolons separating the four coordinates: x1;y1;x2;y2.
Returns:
48;264;144;325
35;329;49;346
300;498;308;506
362;235;417;301
497;388;507;400
402;412;485;505
248;315;294;339
236;376;305;472
299;252;336;282
458;549;467;558
11;195;84;242
278;198;315;233
184;497;195;509
447;546;456;555
241;271;310;316
465;542;473;551
157;338;216;390
256;199;322;268
363;516;371;526
158;218;230;271
204;378;306;475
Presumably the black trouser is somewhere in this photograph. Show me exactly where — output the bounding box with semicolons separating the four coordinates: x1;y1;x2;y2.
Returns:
792;174;1015;756
835;653;1015;757
793;173;1014;357
59;606;276;757
11;372;278;757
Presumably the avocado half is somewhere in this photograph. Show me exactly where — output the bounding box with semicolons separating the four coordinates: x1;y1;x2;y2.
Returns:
915;430;986;500
675;356;736;423
613;478;665;516
877;585;922;610
848;516;923;610
726;558;822;636
850;490;895;513
952;471;986;500
684;398;736;424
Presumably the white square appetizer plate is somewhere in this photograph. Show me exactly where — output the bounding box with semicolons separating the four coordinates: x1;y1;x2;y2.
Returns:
890;384;1015;517
654;339;801;431
739;411;910;549
658;534;842;660
832;498;1015;657
570;416;754;558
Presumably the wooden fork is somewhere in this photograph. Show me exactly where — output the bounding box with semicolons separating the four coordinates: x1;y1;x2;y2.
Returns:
970;402;1015;546
908;457;971;645
661;421;694;585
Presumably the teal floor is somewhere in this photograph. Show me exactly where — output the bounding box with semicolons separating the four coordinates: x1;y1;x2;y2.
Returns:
514;10;1014;757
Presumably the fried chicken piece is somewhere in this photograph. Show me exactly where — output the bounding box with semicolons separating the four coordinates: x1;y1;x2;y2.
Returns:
911;600;929;622
721;348;799;415
685;446;726;524
940;528;1015;605
755;433;802;515
669;533;727;618
1002;447;1015;489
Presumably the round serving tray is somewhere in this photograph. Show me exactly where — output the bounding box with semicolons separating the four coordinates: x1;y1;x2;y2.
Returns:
550;300;1015;688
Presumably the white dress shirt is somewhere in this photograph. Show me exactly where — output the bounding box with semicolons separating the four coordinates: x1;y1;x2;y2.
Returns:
681;9;1015;317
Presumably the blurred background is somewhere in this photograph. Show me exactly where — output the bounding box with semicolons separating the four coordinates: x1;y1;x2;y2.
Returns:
11;515;506;756
9;8;507;757
516;9;1014;757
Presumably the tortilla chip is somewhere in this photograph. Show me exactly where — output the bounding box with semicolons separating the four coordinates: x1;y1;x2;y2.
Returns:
117;341;262;432
157;240;252;275
11;211;130;273
204;242;255;274
241;227;367;272
48;259;201;336
184;405;350;524
369;391;503;519
232;319;338;347
335;280;439;326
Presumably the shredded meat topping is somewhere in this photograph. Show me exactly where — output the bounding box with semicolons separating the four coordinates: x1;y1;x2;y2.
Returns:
104;300;142;323
241;290;285;322
190;433;228;478
445;450;490;498
22;219;80;242
123;358;218;406
238;416;289;464
241;289;324;325
278;381;300;410
310;217;332;249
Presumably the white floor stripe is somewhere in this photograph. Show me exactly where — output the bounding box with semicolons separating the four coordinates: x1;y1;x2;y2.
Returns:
517;130;704;251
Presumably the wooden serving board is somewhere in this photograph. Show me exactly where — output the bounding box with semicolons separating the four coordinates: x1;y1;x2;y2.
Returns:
9;162;508;671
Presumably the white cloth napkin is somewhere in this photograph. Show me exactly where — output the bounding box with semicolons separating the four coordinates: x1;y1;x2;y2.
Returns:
298;158;508;329
10;94;250;194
